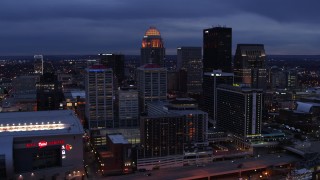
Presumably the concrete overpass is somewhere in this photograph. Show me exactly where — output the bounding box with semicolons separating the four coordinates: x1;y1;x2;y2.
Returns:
105;153;300;180
283;146;306;157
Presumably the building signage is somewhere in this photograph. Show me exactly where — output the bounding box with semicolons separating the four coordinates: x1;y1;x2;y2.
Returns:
26;140;65;148
66;144;72;151
61;144;72;159
38;141;48;148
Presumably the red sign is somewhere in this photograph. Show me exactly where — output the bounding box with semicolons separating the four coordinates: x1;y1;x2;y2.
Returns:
26;140;65;148
66;144;72;151
38;141;48;148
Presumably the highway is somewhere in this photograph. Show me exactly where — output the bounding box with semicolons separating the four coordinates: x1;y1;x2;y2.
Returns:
101;153;299;180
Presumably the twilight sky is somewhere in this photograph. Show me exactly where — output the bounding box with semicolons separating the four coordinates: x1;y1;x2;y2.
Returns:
1;0;320;55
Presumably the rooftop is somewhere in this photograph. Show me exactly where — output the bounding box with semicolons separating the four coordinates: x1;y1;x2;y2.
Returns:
108;134;129;144
296;101;320;113
0;110;84;137
90;64;106;69
64;90;85;99
139;63;162;69
217;84;263;93
144;27;161;36
204;70;234;77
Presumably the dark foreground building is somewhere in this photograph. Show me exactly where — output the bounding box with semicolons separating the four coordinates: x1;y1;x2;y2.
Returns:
203;27;232;73
233;44;267;89
0;110;84;180
98;134;132;175
36;73;64;111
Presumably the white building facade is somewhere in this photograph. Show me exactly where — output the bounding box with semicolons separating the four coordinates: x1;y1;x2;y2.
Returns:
137;64;167;113
85;65;114;129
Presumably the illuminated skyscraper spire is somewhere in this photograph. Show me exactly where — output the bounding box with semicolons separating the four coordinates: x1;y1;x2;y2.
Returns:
140;27;165;66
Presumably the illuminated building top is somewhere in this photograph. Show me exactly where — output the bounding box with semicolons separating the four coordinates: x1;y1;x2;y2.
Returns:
142;27;164;48
0;110;84;136
145;27;161;36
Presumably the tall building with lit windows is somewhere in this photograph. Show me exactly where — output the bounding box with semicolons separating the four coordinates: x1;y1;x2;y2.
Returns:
34;55;43;74
139;114;186;158
233;44;267;89
36;73;64;111
216;84;263;138
203;27;232;73
99;53;125;88
85;65;114;129
177;47;202;94
137;64;167;113
202;70;234;121
118;89;139;127
141;27;165;67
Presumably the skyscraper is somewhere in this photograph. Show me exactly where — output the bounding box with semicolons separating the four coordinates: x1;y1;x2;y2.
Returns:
36;73;64;111
203;27;232;73
140;27;165;67
147;99;208;143
216;85;263;138
177;47;202;94
137;64;167;113
99;53;125;88
233;44;267;89
139;114;186;158
85;65;114;129
202;70;234;121
118;88;139;127
34;55;43;75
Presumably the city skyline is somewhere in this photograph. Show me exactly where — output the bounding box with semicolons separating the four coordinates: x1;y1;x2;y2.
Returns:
0;0;320;55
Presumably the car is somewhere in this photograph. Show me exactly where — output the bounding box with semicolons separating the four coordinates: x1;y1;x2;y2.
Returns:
196;164;205;167
144;173;152;176
139;168;147;172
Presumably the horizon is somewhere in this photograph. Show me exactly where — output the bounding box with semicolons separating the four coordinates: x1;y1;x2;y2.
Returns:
2;54;320;58
1;0;320;55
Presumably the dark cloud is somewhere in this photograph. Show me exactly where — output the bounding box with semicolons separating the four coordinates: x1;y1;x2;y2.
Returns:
232;0;320;24
0;0;319;55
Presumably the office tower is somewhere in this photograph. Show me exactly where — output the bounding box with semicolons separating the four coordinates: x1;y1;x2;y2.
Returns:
118;88;139;127
140;27;165;66
216;85;263;138
34;55;44;74
148;98;208;143
85;65;114;129
269;66;287;89
167;71;180;92
202;70;234;121
234;44;267;89
167;70;187;94
12;75;38;95
286;69;298;89
139;114;186;158
177;47;202;94
12;75;39;111
203;27;232;73
137;64;167;113
43;60;55;74
36;73;64;111
99;53;125;87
